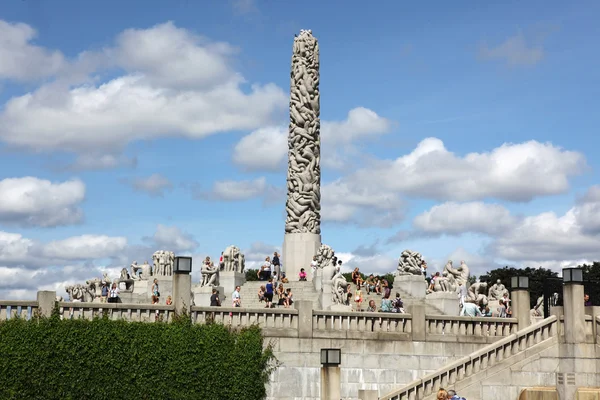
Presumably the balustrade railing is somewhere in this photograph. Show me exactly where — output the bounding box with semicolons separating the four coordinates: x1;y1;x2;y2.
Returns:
0;301;38;321
596;316;600;344
425;315;518;339
312;310;412;338
58;302;174;322
381;315;559;400
190;306;298;335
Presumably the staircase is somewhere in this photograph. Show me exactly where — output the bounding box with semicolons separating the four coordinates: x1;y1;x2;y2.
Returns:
380;315;559;400
238;281;320;309
359;287;444;315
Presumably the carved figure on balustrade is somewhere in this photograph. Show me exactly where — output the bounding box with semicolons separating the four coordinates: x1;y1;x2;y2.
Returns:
331;266;349;305
153;250;174;277
131;260;152;280
222;245;245;273
315;244;335;269
66;284;93;302
396;249;425;276
201;262;220;287
530;295;544;318
467;281;488;306
86;278;102;298
488;279;509;301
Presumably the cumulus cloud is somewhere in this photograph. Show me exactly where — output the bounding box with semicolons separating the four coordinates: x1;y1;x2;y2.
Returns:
124;174;173;197
335;252;396;275
479;32;544;67
67;153;137;171
148;224;199;252
41;235;128;260
243;241;280;270
209;177;283;202
0;177;85;227
232;107;391;171
412;202;518;236
0;20;66;81
352;138;585;202
0;21;286;156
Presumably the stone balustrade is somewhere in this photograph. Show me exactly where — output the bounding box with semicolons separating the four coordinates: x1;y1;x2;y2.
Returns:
556;315;596;343
0;301;38;321
58;302;175;322
596;316;600;343
425;315;518;343
380;315;559;400
312;310;412;339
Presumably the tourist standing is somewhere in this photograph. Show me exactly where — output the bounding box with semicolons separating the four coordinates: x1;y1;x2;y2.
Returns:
100;281;109;303
231;286;241;307
108;283;119;303
272;252;281;281
265;278;274;308
151;278;160;304
584;293;592;306
210;289;221;306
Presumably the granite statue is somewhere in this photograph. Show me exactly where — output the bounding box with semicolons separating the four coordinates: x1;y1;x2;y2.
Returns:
428;260;471;294
488;279;509;301
222;245;245;273
530;295;544;319
467;281;488;307
131;260;152;280
116;268;134;291
201;262;220;287
153;250;174;276
314;244;335;269
331;266;349;305
396;249;425;276
285;29;321;235
65;284;93;302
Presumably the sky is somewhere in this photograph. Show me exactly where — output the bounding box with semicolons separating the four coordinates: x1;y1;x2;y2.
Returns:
0;0;599;299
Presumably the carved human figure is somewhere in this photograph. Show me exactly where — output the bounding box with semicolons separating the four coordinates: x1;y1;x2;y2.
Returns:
152;250;174;276
488;279;509;301
530;295;544;318
331;266;348;305
396;249;425;276
314;244;335;269
201;262;220;287
467;281;488;306
285;29;322;235
222;245;246;273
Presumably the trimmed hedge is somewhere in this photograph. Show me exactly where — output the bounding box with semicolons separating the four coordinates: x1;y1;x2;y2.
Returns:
0;313;276;400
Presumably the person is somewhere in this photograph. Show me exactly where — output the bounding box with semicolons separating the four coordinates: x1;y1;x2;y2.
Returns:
100;281;109;303
219;252;224;270
258;285;266;303
108;283;119;303
354;287;363;311
502;293;511;315
365;274;375;294
151;278;160;304
381;293;393;312
483;306;492;317
436;389;448;400
447;389;466;400
284;288;293;308
392;293;404;313
366;299;377;312
497;299;507;318
265;279;274;308
429;272;440;292
351;268;361;286
272;252;281;281
261;257;272;281
584;293;592;306
375;278;382;295
210;289;220;306
277;283;286;306
166;295;173;306
281;272;289;283
231;286;241;307
460;300;483;317
381;279;390;298
299;268;307;281
421;260;428;278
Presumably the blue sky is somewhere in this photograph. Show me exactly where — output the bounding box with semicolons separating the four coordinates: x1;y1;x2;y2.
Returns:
0;0;599;298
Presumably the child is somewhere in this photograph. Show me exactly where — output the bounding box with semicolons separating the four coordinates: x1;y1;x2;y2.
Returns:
299;268;307;281
354;287;363;311
258;286;265;303
166;295;173;305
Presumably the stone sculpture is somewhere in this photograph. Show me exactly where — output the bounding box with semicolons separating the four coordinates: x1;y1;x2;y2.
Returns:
314;244;335;269
153;250;175;276
488;279;509;301
396;250;425;276
201;262;220;287
530;295;544;319
429;260;471;294
116;268;134;291
467;281;489;307
221;245;245;273
331;266;349;305
285;29;321;235
66;284;93;302
131;260;152;280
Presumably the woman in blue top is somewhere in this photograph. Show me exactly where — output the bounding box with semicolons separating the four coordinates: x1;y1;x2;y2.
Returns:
381;293;393;312
265;278;274;308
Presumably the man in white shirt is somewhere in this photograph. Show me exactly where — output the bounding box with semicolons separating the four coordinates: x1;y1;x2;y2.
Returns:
232;286;241;307
460;301;483;317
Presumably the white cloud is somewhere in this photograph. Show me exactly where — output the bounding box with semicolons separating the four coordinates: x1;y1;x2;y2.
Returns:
125;174;173;197
336;252;396;276
479;32;544;67
0;21;286;155
150;224;198;252
0;177;85;227
232;107;391;171
210;177;282;202
42;235;128;260
233;126;287;171
413;202;517;236
0;20;66;81
352;138;585;202
243;241;280;270
573;185;600;234
68;153;137;170
0;231;34;265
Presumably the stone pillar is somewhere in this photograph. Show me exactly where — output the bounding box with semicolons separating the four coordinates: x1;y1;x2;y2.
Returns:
411;304;426;341
512;289;531;331
320;366;341;400
563;282;585;344
191;285;224;307
283;30;322;282
172;273;192;315
220;271;246;302
358;389;378;400
37;291;57;318
396;275;426;300
295;300;314;338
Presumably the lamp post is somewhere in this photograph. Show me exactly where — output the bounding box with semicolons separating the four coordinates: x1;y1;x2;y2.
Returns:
562;267;585;344
172;256;192;315
320;349;341;400
511;275;530;330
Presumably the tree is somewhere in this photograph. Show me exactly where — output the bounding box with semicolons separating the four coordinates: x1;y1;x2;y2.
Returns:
479;266;558;308
579;261;600;281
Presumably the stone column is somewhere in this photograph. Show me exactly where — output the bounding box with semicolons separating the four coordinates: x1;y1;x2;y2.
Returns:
512;289;531;331
172;273;192;315
563;281;585;344
295;300;314;338
37;291;57;318
282;29;322;281
411;304;426;341
320;366;341;400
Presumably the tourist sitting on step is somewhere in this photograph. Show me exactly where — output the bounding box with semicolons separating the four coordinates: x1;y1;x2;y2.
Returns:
365;274;375;294
281;272;289;283
276;284;286;306
391;293;404;313
354;287;363;312
283;288;293;308
258;286;265;303
299;268;307;281
381;293;393;312
366;299;376;312
447;389;467;400
374;278;382;295
351;268;361;286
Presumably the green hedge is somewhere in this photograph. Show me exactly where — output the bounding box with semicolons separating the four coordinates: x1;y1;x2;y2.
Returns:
0;314;276;400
